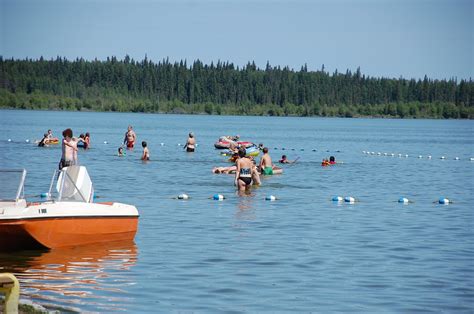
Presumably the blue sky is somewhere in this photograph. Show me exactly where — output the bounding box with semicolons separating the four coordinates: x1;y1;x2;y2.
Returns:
1;0;472;80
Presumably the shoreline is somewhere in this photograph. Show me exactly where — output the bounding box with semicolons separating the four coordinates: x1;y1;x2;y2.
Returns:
0;107;472;120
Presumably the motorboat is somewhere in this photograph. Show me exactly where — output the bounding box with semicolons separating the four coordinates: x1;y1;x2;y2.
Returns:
0;166;139;251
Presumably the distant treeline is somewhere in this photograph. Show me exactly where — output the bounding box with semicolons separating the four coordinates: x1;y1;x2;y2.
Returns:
0;56;473;118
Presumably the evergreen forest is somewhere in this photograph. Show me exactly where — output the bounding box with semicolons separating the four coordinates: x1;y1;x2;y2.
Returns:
1;56;472;118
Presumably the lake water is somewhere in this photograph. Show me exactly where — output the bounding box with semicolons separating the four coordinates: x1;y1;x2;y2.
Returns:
0;110;473;312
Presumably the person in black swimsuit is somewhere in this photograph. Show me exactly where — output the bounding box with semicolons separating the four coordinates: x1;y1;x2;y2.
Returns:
234;147;254;191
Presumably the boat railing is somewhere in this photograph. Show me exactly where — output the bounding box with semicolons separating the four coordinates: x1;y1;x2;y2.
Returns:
0;169;27;202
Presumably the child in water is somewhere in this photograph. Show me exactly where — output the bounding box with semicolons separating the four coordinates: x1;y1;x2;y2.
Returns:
329;156;336;164
118;147;125;157
141;141;150;161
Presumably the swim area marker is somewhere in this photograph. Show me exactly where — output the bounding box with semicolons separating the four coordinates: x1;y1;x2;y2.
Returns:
363;151;473;161
265;195;277;201
212;194;225;201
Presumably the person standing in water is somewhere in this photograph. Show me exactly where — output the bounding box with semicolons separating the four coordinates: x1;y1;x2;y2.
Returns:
84;132;91;149
59;128;78;170
141;141;150;161
259;147;274;175
235;147;254;191
183;132;196;152
123;125;137;149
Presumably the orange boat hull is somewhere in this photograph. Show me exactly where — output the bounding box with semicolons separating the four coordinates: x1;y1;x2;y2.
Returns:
0;216;138;250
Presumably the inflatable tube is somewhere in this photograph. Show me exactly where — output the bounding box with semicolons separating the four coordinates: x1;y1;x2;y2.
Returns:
35;138;59;145
271;167;283;175
216;167;283;175
245;146;260;157
214;141;254;149
46;138;59;144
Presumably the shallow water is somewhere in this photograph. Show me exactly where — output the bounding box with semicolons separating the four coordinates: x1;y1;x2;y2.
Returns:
0;110;473;312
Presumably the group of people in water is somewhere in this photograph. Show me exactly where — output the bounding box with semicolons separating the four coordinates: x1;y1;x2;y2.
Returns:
120;126;195;160
37;128;90;170
321;156;337;166
212;141;288;191
45;126;336;192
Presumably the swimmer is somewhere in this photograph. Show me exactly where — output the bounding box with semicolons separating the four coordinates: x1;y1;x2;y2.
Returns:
43;129;58;144
321;158;330;167
251;158;261;185
183;132;196;152
124;125;136;149
38;133;49;147
329;156;336;165
279;155;296;164
228;152;239;163
259;147;274;175
141;141;150;161
84;132;90;149
118;147;125;157
77;134;86;148
213;165;237;174
235;147;253;191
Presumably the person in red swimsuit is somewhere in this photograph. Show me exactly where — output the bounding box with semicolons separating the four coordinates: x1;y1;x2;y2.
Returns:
123;125;136;149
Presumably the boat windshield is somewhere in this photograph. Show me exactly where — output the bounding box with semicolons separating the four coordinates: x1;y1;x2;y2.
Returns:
48;166;94;203
0;169;27;202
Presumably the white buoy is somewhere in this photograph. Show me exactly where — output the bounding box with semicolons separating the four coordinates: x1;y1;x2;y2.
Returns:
454;157;459;160
212;194;225;201
344;196;356;204
160;143;164;146
383;153;388;156
418;155;422;159
398;197;409;204
398;153;402;157
362;151;366;154
178;143;181;146
25;139;30;143
7;139;11;142
332;196;343;202
470;158;474;161
103;141;108;144
390;153;394;157
377;152;381;156
427;156;432;159
438;198;450;205
405;154;408;158
177;194;189;200
265;195;277;201
440;156;445;159
371;152;375;155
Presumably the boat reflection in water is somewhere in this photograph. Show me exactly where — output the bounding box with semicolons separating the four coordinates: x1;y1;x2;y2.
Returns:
0;240;138;312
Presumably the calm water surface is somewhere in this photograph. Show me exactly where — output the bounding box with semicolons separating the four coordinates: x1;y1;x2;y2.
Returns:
0;110;473;312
